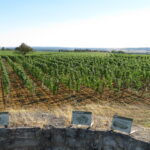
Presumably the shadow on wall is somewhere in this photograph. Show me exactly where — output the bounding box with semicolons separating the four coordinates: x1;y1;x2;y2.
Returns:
0;127;149;150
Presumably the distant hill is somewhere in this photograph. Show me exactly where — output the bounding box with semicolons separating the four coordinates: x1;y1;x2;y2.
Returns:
32;47;74;51
32;47;150;54
33;47;150;52
1;46;150;54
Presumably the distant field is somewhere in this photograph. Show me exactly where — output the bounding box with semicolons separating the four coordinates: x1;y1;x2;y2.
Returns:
0;50;150;56
0;50;53;56
0;50;109;56
0;51;149;127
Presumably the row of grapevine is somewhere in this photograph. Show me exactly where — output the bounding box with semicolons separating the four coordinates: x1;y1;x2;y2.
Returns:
6;57;35;92
10;56;60;94
0;57;10;94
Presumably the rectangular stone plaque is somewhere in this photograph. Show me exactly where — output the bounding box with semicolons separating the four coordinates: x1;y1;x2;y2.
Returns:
0;112;9;126
111;115;133;134
72;111;92;126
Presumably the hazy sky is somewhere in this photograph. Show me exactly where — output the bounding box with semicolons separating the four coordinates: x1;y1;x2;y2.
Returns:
0;0;150;47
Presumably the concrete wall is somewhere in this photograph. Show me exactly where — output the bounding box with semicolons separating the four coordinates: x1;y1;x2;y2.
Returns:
0;127;149;150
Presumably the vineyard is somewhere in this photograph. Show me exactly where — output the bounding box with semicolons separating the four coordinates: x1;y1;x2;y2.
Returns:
0;52;150;110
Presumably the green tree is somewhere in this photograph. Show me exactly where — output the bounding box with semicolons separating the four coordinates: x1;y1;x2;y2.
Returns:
1;47;5;50
15;43;33;55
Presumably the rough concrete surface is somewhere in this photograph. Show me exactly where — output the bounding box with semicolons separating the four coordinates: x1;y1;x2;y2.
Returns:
0;127;149;150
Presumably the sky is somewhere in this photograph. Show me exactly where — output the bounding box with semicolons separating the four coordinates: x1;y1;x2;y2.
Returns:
0;0;150;48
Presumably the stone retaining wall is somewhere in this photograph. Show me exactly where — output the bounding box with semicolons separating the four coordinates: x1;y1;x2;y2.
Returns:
0;127;149;150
